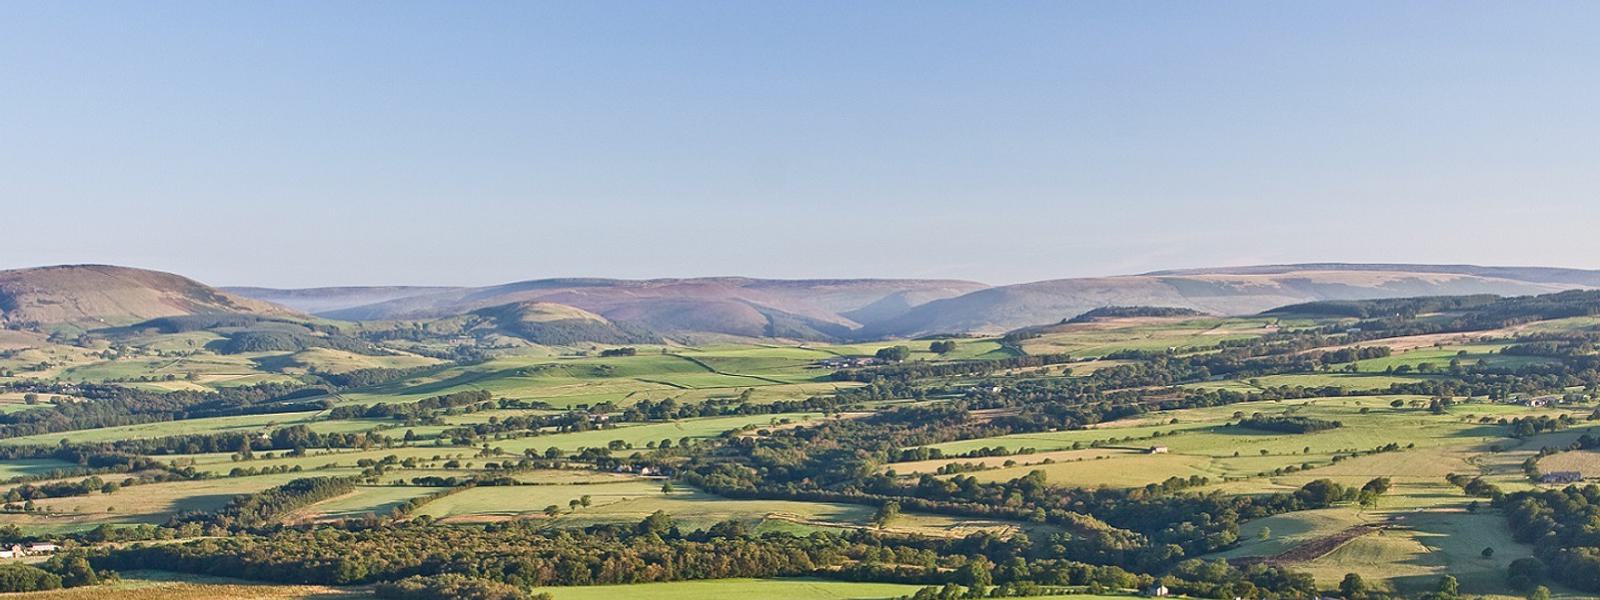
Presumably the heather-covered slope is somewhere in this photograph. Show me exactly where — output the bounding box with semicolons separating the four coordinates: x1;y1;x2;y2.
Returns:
0;265;295;326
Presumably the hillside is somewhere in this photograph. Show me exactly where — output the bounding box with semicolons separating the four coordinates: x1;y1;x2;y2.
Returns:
267;277;987;340
860;268;1588;337
449;301;659;346
0;265;294;327
222;286;461;315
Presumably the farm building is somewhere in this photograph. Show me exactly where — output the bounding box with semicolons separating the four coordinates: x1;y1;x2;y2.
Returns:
1148;446;1169;454
1540;471;1583;484
1142;584;1170;597
815;357;878;369
1507;395;1558;407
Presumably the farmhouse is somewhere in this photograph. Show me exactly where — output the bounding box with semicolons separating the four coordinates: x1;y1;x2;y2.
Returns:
25;542;59;554
1507;395;1559;407
815;357;878;369
1142;584;1170;597
1540;471;1583;484
1147;446;1170;454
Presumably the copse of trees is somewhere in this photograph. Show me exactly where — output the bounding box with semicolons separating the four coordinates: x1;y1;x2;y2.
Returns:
0;564;62;593
1236;415;1343;434
875;346;911;362
0;380;332;439
178;476;359;530
375;574;540;600
1498;484;1600;592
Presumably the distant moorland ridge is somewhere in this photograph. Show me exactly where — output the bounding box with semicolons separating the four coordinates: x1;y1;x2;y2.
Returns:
3;263;1595;341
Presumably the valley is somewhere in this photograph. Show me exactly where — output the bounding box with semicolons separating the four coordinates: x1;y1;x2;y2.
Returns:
1;264;1600;599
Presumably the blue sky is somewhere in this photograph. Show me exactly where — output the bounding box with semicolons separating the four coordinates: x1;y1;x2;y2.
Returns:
3;2;1598;287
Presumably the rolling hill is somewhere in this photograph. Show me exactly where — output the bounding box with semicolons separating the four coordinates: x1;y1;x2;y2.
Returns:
864;267;1587;339
15;263;1600;342
857;267;1592;337
248;277;989;340
222;286;461;315
0;265;295;327
437;301;659;346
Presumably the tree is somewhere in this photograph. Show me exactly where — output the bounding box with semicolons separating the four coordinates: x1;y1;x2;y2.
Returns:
1507;557;1545;591
874;501;901;529
637;510;674;536
1436;574;1459;598
1361;477;1391;496
56;555;96;587
1340;573;1368;600
1529;585;1551;600
0;564;61;592
929;341;957;355
875;346;911;362
955;556;992;592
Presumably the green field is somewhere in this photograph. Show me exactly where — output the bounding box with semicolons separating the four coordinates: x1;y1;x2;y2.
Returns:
0;411;332;446
1350;344;1555;373
289;484;438;522
1016;317;1281;357
0;457;84;479
490;413;823;454
538;578;1144;600
333;348;865;409
536;579;924;600
2;470;361;534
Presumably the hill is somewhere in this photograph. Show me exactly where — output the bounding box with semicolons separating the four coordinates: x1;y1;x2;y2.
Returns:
222;286;461;315
256;278;988;340
441;301;659;346
859;268;1587;337
0;265;294;327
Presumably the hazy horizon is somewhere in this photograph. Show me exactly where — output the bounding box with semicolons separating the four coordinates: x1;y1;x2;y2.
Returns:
6;2;1600;287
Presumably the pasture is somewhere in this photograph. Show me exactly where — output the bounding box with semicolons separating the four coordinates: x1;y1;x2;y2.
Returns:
1;469;361;534
0;411;332;447
334;347;858;409
490;413;823;454
536;579;925;600
1015;317;1281;357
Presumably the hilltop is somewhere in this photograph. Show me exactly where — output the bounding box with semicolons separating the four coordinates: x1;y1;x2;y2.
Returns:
0;265;294;327
858;267;1587;337
247;277;989;340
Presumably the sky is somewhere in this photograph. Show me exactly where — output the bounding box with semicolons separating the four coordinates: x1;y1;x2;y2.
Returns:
3;2;1599;288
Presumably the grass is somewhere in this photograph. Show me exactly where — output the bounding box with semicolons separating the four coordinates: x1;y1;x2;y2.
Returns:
4;470;360;534
1536;449;1600;477
489;413;822;454
0;458;85;480
335;348;861;409
1016;317;1282;357
289;484;438;521
535;579;924;600
1350;344;1555;373
412;475;1039;538
2;570;366;599
1245;373;1433;390
0;411;332;447
918;397;1510;489
538;579;1144;600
